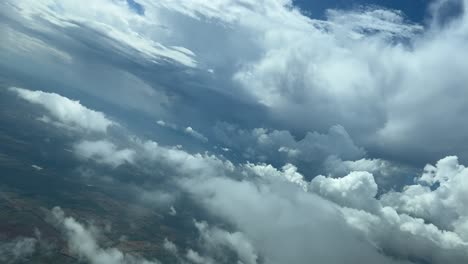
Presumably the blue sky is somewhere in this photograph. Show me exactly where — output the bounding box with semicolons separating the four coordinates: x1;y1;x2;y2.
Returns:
294;0;430;22
126;0;145;15
294;0;429;22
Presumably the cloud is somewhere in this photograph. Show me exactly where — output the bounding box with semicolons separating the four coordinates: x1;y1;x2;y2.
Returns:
9;87;114;133
168;206;177;216
14;87;468;263
312;156;468;263
194;220;258;264
156;120;178;130
137;139;234;177
73;140;136;168
181;171;408;264
5;2;468;263
326;7;423;38
180;154;468;263
156;119;208;142
0;237;37;263
3;0;468;164
138;189;177;208
310;171;379;211
381;156;468;238
5;0;196;68
163;238;178;255
324;156;417;190
214;123;365;175
185;127;208;142
242;162;308;191
185;249;214;264
51;207;161;264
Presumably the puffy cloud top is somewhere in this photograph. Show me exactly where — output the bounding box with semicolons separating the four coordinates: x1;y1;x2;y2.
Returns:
10;87;113;133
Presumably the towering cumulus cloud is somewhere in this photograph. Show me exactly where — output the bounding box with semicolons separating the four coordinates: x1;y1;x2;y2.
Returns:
2;0;468;264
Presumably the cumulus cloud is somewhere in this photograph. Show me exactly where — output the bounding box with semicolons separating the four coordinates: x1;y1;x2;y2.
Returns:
137;139;234;178
184;127;208;143
51;207;161;264
242;162;308;191
3;0;468;163
381;156;468;238
214;123;364;174
185;249;214;264
0;237;37;263
168;206;177;216
10;87;114;133
181;171;407;264
156;119;208;142
156;120;178;130
194;221;258;264
324;156;416;190
73;140;136;168
179;153;468;263
163;238;178;255
138;189;177;208
310;156;468;263
6;1;468;263
16;87;468;264
310;171;380;211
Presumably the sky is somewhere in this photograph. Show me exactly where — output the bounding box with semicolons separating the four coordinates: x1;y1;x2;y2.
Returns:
294;0;429;22
2;0;468;263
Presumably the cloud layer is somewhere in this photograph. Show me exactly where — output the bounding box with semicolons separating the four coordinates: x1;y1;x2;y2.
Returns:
3;0;468;164
8;86;468;264
3;0;468;263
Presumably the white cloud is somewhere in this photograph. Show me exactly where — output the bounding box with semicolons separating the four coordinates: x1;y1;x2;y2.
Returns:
214;123;364;171
138;139;234;177
51;207;161;264
163;238;178;255
4;0;468;162
139;189;177;208
156;120;208;142
168;206;177;216
185;127;208;142
310;156;468;263
31;164;43;171
243;162;308;191
194;221;258;264
278;146;300;158
6;2;468;262
186;249;214;264
326;8;423;38
156;120;178;130
381;156;468;238
181;171;407;264
310;171;379;212
324;156;415;190
73;140;136;168
10;87;113;133
5;0;196;67
167;144;468;263
12;86;467;263
0;237;37;263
